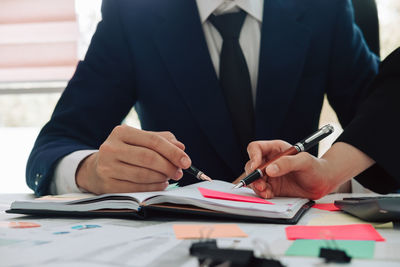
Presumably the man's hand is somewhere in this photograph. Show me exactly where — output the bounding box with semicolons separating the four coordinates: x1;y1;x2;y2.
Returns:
76;125;191;194
245;140;375;200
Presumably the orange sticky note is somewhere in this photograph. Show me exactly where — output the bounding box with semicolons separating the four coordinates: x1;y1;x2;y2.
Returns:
285;224;385;241
0;222;41;228
312;203;340;211
198;187;274;204
173;224;248;239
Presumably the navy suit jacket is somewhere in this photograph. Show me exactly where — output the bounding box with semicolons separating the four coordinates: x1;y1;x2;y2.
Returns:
27;0;378;196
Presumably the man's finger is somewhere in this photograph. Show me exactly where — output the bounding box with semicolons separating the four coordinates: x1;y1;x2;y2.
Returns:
115;145;184;180
155;131;186;150
111;162;169;183
113;125;191;169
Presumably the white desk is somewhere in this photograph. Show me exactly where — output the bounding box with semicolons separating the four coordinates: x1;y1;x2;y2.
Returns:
1;193;400;267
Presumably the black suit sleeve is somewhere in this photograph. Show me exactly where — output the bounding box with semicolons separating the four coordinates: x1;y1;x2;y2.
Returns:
336;48;400;193
26;0;136;196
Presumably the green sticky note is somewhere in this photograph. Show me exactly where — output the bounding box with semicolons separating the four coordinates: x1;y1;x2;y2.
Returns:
0;238;23;246
285;239;375;259
167;183;179;190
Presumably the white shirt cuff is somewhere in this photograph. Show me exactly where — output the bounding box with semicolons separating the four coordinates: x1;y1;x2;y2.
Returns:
50;150;98;195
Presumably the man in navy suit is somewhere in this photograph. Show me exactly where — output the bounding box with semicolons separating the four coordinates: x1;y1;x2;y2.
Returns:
27;0;379;196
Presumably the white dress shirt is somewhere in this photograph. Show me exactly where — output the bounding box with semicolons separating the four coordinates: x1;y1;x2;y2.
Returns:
51;0;264;194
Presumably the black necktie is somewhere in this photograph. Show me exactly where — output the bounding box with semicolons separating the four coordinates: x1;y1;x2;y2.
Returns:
209;10;255;161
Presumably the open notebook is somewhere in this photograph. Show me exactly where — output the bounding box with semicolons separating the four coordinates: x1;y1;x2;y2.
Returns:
7;180;313;224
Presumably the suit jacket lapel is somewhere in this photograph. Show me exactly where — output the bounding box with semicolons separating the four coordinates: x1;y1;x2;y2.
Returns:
255;0;311;140
151;0;244;175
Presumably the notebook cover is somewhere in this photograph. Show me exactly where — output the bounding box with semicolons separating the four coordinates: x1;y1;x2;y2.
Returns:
5;208;146;219
143;201;315;224
6;201;314;224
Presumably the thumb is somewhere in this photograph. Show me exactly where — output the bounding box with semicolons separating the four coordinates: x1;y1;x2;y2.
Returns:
265;152;313;177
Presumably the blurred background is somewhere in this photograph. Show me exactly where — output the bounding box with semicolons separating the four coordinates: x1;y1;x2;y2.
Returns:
0;0;399;193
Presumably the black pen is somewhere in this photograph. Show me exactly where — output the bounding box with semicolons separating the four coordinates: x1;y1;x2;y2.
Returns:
233;124;334;189
184;165;212;181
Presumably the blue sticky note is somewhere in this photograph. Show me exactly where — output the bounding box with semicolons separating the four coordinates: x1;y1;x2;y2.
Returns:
53;231;70;235
72;224;101;230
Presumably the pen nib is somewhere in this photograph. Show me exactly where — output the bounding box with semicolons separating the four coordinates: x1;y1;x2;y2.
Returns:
199;173;213;182
232;183;243;189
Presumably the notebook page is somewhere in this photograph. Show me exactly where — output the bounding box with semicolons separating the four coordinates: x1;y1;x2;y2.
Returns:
10;194;141;212
10;185;184;212
142;180;309;219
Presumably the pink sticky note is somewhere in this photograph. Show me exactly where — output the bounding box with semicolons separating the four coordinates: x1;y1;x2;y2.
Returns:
285;224;385;241
312;203;341;211
198;187;274;204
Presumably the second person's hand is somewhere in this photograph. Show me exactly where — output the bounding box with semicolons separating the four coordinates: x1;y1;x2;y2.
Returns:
245;140;333;200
